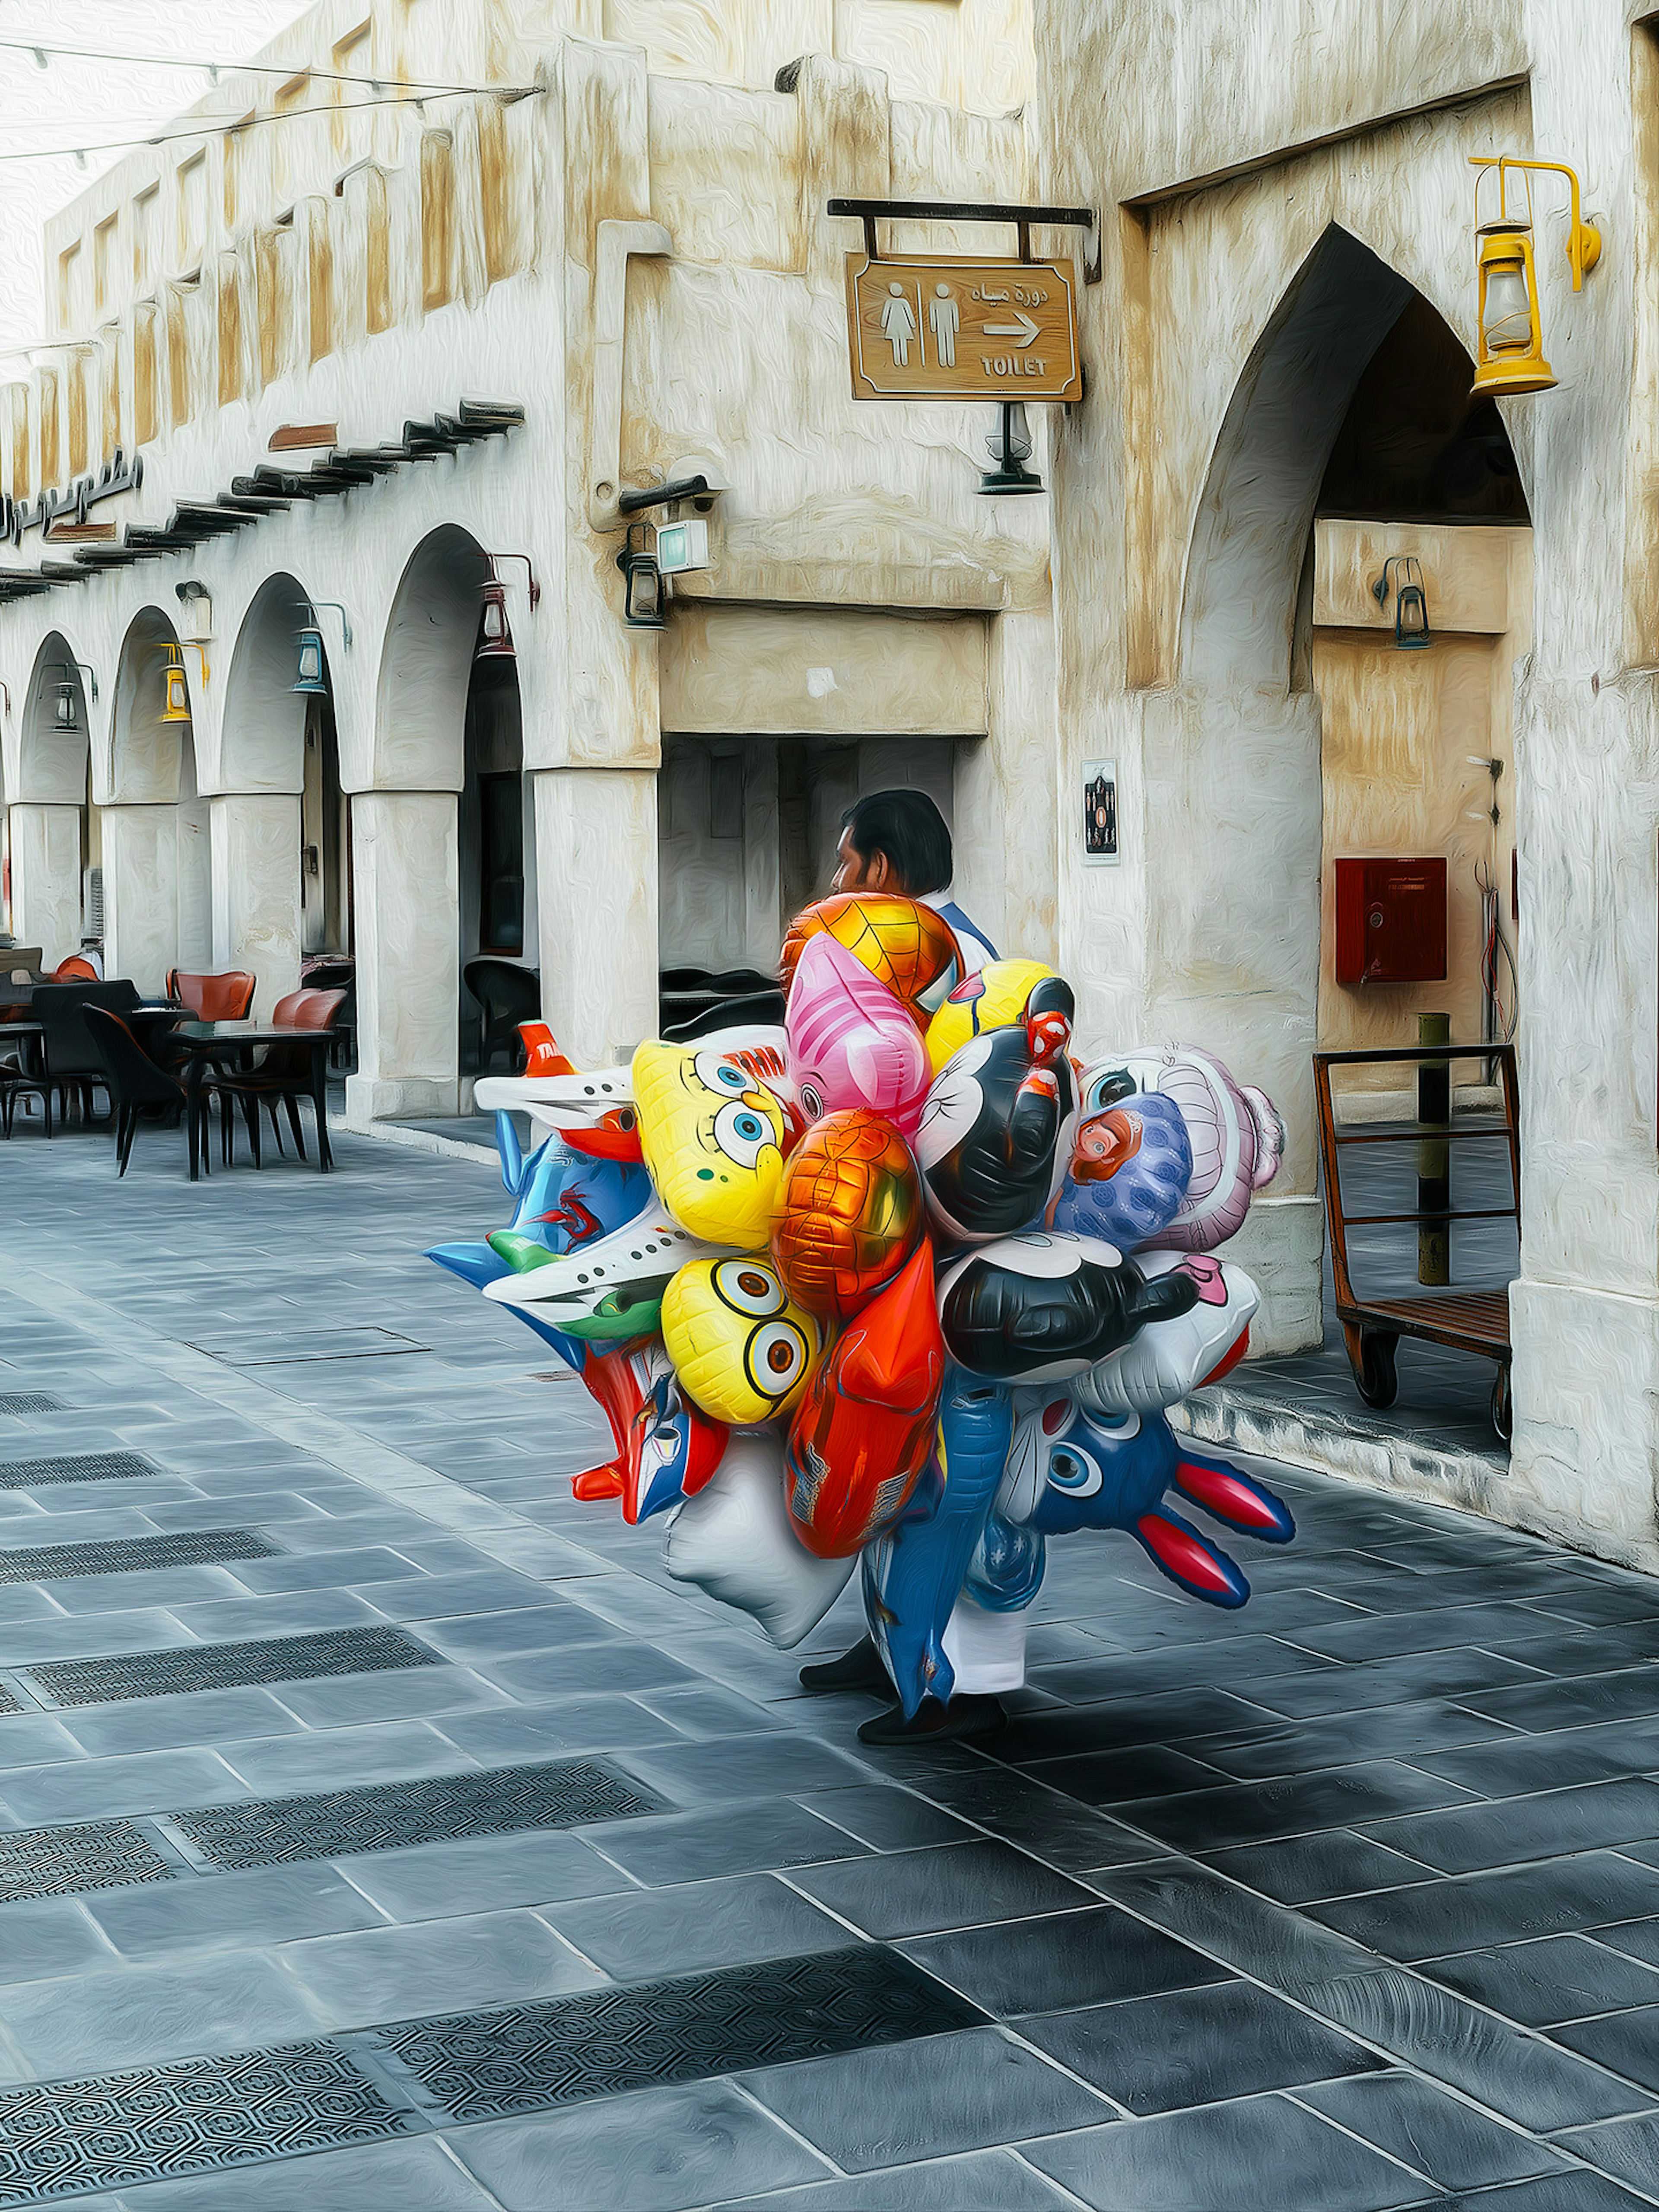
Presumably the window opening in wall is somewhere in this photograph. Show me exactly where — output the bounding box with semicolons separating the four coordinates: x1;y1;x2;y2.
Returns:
177;153;207;273
57;243;82;333
133;187;157;294
93;217;117;318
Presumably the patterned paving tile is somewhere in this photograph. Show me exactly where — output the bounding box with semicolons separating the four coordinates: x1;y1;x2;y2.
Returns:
172;1759;664;1867
0;1532;281;1584
0;1452;162;1488
0;2040;412;2204
0;1818;176;1903
27;1626;439;1706
372;1945;985;2121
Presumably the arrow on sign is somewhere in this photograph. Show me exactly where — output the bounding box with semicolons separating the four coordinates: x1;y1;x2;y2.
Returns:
982;310;1040;346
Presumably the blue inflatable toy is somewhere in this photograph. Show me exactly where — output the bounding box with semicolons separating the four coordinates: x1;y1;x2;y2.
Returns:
861;1369;1013;1716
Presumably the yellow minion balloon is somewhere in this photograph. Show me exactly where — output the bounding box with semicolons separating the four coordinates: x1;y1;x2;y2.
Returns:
632;1042;788;1250
925;957;1059;1077
661;1258;819;1425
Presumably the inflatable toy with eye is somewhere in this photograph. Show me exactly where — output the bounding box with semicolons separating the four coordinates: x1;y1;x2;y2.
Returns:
660;1256;819;1425
937;1230;1201;1382
785;1239;946;1557
861;1370;1012;1716
998;1395;1293;1602
1052;1092;1194;1255
771;1108;923;1323
914;976;1080;1243
1084;1045;1285;1253
924;957;1060;1077
779;893;960;1020
622;1369;728;1526
1074;1249;1258;1415
664;1430;855;1648
476;1064;639;1155
632;1041;788;1251
786;932;931;1135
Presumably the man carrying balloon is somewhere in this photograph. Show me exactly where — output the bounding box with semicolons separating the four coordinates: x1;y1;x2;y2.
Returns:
431;788;1297;1749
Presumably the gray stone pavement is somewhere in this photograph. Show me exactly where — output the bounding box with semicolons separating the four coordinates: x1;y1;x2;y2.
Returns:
0;1119;1656;2207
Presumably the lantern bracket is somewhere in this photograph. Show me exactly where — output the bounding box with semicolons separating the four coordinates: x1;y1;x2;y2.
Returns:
301;599;353;648
1469;156;1601;289
488;553;540;610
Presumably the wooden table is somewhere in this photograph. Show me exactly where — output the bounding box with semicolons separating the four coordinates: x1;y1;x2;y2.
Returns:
169;1022;334;1180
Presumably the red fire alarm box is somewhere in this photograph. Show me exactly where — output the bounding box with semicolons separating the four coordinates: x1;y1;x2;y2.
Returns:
1334;857;1447;984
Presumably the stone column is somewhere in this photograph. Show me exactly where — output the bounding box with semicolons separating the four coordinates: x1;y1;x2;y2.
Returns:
210;793;301;1019
99;804;178;997
533;766;657;1070
344;790;459;1125
6;803;82;969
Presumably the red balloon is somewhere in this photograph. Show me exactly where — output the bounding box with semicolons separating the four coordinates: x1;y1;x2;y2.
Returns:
784;1240;946;1558
771;1109;924;1323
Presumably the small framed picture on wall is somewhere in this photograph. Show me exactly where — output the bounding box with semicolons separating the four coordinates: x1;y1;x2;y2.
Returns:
1082;758;1119;865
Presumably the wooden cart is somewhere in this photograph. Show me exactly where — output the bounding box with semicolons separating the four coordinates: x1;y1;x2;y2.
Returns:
1312;1043;1519;1441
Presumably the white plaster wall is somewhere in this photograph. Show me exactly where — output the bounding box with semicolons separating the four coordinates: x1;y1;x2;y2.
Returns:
100;805;179;995
210;793;302;1016
347;788;460;1119
7;804;81;970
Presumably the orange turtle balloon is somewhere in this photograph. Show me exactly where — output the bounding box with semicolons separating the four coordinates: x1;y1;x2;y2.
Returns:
779;894;960;1023
772;1108;924;1323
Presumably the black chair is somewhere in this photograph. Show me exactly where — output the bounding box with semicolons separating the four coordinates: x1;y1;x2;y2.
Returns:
82;1004;216;1176
661;989;787;1042
3;981;140;1136
463;958;541;1074
300;956;356;1070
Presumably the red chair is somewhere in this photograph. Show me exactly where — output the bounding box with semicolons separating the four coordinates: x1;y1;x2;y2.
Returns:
167;969;255;1020
216;988;344;1168
52;956;100;982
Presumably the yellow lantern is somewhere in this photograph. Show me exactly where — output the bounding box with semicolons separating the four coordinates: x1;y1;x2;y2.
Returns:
1473;224;1554;398
1468;156;1600;402
160;646;191;724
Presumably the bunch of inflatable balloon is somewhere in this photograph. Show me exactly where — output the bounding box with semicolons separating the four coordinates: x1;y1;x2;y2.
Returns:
429;894;1297;1718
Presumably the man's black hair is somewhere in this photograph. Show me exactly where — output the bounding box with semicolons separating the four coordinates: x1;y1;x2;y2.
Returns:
840;788;953;897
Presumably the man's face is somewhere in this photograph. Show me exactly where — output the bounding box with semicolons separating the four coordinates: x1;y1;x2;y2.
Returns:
832;827;893;895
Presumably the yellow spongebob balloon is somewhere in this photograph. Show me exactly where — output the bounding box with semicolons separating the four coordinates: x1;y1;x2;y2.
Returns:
925;957;1058;1076
661;1257;819;1424
632;1042;787;1251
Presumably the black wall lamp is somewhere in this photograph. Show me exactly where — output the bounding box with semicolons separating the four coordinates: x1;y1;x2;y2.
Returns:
1372;556;1431;650
476;554;540;661
980;402;1043;496
616;524;666;630
51;661;98;728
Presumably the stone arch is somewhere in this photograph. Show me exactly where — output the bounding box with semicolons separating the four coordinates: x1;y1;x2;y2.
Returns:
373;524;492;791
1135;222;1528;1354
18;629;92;805
220;573;314;795
111;604;194;806
7;629;95;966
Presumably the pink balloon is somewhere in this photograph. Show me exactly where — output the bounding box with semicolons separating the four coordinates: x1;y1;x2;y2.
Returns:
786;933;931;1135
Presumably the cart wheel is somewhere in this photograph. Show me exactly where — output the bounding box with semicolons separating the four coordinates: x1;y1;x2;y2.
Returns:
1491;1363;1513;1444
1352;1330;1399;1411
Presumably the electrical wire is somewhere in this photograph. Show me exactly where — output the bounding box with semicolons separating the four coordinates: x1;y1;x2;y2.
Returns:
0;37;526;99
0;87;538;167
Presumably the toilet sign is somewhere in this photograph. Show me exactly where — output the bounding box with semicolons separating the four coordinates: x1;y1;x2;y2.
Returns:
844;254;1081;401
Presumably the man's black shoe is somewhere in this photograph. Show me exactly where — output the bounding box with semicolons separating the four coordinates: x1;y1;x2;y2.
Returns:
857;1695;1007;1746
798;1634;890;1695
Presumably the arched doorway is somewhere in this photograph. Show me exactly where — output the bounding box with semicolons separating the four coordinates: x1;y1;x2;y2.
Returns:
372;526;534;1100
221;575;350;1006
105;607;207;992
11;630;95;967
1172;222;1529;1370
